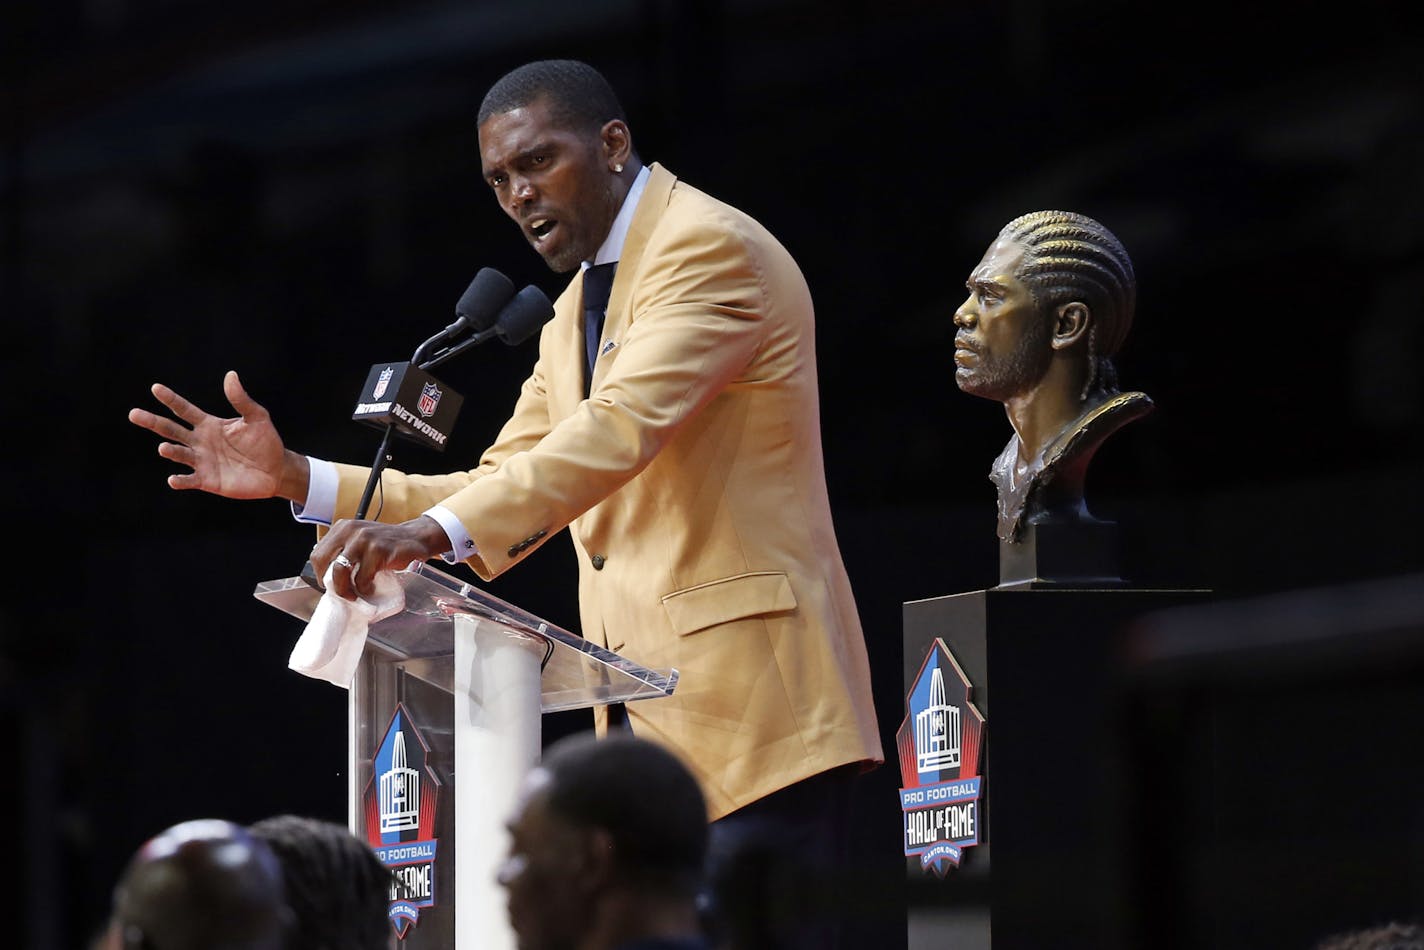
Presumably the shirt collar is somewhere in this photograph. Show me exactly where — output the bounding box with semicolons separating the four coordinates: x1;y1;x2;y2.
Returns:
585;164;650;271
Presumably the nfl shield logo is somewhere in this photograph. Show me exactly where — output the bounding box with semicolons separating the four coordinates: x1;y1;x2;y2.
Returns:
373;366;395;399
418;382;441;417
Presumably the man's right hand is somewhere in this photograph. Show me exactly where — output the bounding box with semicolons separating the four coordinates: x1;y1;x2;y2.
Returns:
128;369;309;502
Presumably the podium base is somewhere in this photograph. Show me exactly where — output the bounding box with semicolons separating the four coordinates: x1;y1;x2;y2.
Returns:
902;583;1210;950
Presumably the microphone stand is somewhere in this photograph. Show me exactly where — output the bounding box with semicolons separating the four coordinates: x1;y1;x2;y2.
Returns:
353;321;479;520
303;323;472;591
417;323;502;372
353;423;398;521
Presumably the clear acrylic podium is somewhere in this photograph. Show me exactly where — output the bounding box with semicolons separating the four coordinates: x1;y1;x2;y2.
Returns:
254;561;678;950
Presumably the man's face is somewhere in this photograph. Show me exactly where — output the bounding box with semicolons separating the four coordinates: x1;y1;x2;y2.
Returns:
498;771;587;950
479;96;622;273
952;238;1053;401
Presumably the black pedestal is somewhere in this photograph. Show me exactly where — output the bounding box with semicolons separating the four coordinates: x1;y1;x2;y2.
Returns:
998;520;1125;588
902;584;1209;950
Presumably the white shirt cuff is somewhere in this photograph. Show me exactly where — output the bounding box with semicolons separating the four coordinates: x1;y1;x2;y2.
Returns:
425;505;474;563
291;457;339;525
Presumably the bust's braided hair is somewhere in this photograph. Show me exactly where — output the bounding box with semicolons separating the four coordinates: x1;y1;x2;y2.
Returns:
999;210;1136;399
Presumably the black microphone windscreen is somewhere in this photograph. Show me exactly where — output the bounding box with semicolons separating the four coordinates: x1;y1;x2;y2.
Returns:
495;285;556;346
456;267;516;332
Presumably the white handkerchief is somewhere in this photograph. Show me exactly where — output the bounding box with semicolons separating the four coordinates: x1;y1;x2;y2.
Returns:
288;563;405;688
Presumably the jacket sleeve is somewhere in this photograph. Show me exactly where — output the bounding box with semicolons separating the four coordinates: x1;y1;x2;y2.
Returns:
443;215;773;579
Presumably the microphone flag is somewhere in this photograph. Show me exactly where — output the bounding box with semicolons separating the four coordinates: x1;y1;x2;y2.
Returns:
352;362;464;452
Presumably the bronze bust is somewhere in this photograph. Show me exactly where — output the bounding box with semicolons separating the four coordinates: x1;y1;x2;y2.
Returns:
953;210;1152;545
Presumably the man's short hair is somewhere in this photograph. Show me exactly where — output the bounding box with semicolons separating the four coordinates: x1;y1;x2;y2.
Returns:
539;732;708;893
247;814;393;950
478;59;627;135
999;210;1137;359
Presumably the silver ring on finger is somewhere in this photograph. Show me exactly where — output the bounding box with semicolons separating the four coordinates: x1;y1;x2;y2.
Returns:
333;554;353;569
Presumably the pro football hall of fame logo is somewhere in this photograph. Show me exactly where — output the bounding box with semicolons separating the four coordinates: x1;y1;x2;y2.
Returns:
364;704;442;940
896;638;986;877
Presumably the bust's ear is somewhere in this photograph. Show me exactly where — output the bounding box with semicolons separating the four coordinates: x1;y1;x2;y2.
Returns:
1051;301;1091;351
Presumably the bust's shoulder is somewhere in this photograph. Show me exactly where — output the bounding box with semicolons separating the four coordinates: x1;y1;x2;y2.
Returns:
1044;391;1154;470
1085;390;1154;425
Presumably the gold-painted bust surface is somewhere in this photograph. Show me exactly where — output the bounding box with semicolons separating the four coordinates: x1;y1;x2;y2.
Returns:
953;210;1153;543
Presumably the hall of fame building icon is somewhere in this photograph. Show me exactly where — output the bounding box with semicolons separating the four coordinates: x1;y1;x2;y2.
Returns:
364;704;442;940
896;638;986;876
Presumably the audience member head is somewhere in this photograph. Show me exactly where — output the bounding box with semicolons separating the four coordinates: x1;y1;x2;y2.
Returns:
498;731;709;950
248;814;394;950
1316;921;1424;950
107;818;290;950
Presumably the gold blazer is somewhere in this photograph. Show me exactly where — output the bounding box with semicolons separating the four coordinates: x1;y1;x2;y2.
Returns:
330;164;882;818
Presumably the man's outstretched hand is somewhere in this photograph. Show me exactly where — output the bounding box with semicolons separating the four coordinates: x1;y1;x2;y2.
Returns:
128;369;308;502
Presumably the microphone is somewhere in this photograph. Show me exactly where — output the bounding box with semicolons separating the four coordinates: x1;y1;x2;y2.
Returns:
456;267;517;333
494;284;556;346
302;275;550;591
421;284;555;369
351;269;528;450
346;268;517;527
411;267;516;365
348;280;554;523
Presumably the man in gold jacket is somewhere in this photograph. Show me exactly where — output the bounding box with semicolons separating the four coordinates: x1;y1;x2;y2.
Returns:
132;58;880;948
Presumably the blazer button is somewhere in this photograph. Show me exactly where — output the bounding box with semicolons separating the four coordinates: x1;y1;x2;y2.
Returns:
591;554;605;570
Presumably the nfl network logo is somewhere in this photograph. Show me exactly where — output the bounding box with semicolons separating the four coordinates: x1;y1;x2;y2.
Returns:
417;381;441;417
373;366;395;399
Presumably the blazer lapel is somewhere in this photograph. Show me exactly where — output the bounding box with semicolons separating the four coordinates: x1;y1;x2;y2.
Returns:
588;163;677;393
545;277;586;419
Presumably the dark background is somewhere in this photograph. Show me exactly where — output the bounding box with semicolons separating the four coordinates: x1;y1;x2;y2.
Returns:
4;1;1422;947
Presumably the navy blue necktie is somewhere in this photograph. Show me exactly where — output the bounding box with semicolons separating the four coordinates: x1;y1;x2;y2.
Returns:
584;264;627;726
583;262;617;393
